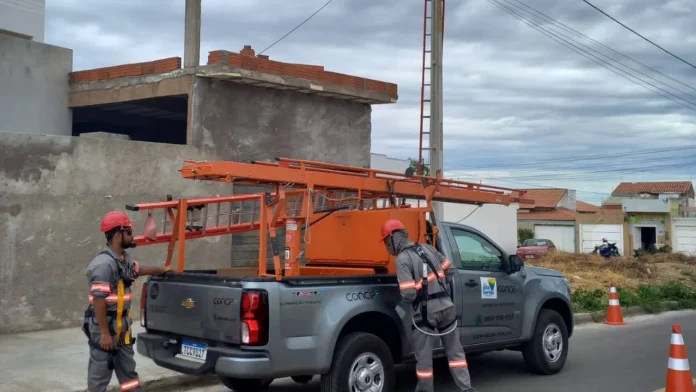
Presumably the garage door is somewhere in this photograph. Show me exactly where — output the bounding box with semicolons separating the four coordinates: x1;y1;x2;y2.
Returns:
674;223;696;255
580;224;624;255
534;225;576;252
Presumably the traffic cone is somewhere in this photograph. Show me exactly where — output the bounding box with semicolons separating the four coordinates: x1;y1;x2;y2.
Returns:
605;282;625;326
665;324;695;392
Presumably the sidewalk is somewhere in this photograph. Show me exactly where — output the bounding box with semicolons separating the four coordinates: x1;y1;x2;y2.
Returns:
0;324;218;392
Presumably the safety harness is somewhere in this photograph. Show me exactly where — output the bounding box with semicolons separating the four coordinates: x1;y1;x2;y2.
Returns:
408;244;456;332
81;251;136;370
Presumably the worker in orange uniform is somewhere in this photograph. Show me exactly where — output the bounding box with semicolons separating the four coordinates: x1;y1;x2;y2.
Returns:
82;211;172;392
381;219;476;392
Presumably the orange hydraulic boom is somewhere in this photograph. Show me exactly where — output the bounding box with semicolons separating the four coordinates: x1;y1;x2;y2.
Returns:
126;157;529;281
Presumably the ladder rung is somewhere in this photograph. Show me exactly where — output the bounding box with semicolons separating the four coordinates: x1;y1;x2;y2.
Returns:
424;83;431;86
425;50;431;53
423;115;431;118
424;99;431;102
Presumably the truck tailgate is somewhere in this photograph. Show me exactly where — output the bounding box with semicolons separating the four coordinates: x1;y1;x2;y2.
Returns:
144;275;243;345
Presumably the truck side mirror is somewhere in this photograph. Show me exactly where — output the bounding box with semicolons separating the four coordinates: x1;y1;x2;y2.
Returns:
509;255;524;272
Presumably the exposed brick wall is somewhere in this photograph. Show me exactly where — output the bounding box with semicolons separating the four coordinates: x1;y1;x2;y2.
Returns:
208;46;398;97
69;57;182;82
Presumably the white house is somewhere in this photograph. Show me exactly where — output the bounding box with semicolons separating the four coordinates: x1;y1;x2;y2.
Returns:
370;153;519;254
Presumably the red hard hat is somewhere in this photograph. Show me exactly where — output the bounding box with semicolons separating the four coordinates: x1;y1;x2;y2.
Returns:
381;219;406;240
100;211;133;233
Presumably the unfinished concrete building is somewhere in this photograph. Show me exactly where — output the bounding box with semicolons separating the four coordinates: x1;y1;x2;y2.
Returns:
69;46;397;162
0;34;398;333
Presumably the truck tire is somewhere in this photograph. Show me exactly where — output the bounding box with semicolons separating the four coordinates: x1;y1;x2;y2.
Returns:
522;308;569;375
320;332;395;392
219;377;273;391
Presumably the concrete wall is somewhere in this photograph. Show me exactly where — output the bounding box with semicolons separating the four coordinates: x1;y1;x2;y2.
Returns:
444;203;519;255
627;212;669;250
191;79;373;265
0;35;72;136
191;79;372;165
0;133;233;334
0;0;45;42
557;189;577;211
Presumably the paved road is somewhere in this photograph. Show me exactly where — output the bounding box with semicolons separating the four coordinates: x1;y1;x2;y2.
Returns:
175;311;696;392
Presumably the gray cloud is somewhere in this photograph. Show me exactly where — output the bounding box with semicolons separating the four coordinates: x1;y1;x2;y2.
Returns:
46;0;696;204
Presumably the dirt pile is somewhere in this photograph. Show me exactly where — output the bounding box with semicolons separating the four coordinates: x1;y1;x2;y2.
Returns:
528;252;696;292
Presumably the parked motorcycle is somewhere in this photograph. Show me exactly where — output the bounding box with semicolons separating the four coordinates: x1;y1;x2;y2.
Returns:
592;238;621;258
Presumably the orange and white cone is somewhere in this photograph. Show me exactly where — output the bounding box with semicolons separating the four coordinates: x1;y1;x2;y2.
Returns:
605;282;625;326
665;324;695;392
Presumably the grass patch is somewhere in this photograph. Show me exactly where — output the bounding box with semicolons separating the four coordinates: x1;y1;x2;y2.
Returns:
572;280;696;313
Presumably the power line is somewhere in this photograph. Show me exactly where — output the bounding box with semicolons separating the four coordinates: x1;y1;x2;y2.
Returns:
580;0;696;71
257;0;334;55
456;144;696;170
474;154;696;179
445;171;613;196
487;0;696;112
509;0;696;96
487;160;696;182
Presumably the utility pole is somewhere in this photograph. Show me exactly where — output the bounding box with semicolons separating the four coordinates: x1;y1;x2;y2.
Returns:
184;0;202;68
430;0;445;221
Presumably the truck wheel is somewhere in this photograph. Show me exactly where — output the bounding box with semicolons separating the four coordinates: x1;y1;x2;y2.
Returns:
320;332;394;392
522;309;569;375
219;377;273;391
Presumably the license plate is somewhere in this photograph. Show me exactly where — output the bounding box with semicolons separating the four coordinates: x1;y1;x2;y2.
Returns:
181;340;207;361
525;255;534;259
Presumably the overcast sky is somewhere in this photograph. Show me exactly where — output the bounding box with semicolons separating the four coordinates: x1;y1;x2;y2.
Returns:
46;0;696;204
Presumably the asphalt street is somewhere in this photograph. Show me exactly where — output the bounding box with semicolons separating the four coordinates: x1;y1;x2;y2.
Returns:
174;311;696;392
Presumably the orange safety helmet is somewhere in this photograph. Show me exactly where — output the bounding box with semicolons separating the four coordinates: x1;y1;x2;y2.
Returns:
100;211;134;233
380;219;406;240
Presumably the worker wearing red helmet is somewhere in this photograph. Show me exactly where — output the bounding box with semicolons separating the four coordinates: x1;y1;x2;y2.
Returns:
83;211;171;392
381;219;476;392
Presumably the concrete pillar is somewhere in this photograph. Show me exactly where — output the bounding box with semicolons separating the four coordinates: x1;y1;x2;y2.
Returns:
184;0;202;68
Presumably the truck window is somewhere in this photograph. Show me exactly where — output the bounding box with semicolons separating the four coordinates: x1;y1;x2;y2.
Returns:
450;229;503;271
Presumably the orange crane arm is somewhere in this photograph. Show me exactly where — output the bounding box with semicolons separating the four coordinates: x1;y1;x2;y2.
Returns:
125;157;531;280
179;157;530;206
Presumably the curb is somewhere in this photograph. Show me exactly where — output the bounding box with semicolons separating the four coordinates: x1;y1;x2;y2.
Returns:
573;301;684;325
72;375;220;392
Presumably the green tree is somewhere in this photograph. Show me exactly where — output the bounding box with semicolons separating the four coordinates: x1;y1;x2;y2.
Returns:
518;228;534;244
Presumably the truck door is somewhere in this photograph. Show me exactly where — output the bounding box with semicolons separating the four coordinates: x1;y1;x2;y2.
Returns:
445;226;524;346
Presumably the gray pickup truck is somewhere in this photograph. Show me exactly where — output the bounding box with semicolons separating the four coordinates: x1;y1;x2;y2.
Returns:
136;221;573;392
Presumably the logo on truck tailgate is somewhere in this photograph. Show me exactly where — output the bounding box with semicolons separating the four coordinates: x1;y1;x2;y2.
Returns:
181;298;197;309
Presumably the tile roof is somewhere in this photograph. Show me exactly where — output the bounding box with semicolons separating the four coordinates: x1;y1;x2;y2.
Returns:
515;188;567;209
611;181;693;196
517;208;576;221
576;201;599;213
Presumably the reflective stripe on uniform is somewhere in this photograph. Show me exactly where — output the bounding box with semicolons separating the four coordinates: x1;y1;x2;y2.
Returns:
442;258;452;269
416;369;433;379
399;281;417;290
449;359;468;368
88;293;132;303
399;272;444;291
90;283;111;294
116;280;125;343
120;378;140;391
